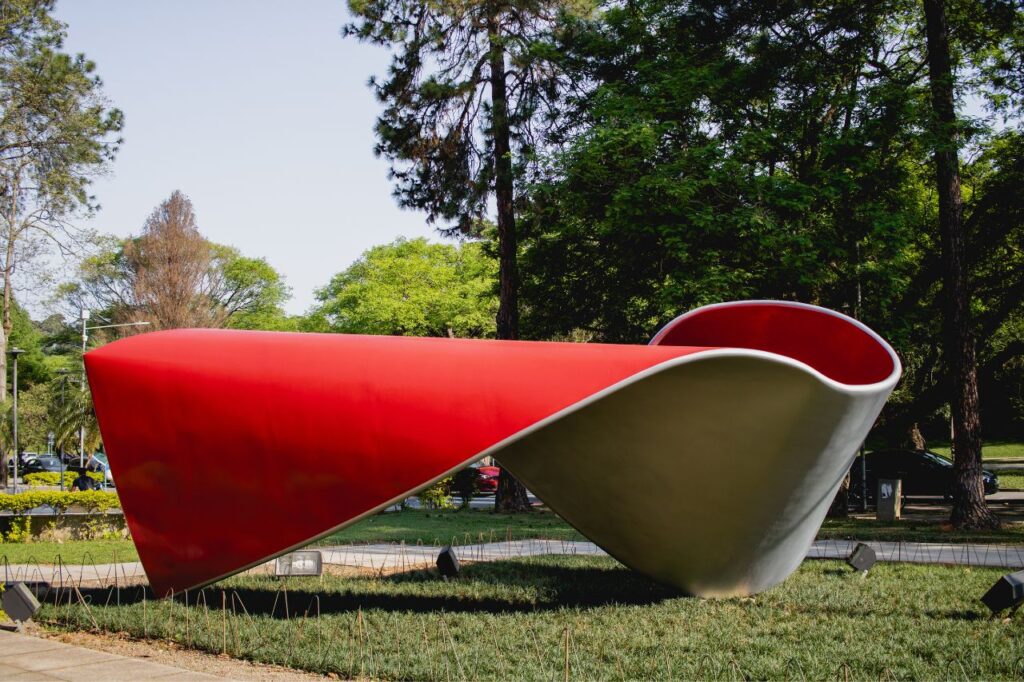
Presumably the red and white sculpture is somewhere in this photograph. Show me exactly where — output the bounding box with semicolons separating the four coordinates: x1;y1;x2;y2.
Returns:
85;300;900;597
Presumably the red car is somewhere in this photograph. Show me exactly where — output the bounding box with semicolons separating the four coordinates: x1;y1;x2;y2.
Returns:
474;464;500;494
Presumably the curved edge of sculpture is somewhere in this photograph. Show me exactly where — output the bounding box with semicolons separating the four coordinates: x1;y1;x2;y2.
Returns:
496;300;901;596
85;300;900;598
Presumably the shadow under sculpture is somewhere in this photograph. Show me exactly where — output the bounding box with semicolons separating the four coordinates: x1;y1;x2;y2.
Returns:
84;300;900;598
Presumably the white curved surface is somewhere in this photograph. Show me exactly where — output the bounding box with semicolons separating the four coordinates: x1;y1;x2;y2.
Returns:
495;302;900;597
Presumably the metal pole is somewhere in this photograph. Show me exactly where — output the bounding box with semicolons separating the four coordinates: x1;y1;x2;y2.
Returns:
50;431;61;491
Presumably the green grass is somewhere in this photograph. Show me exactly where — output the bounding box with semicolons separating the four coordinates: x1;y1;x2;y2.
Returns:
929;440;1024;461
40;557;1024;680
312;508;585;546
0;539;138;565
819;517;1024;544
998;472;1024;490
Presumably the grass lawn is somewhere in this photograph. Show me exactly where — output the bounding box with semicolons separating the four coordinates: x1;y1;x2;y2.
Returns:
40;556;1024;680
819;517;1024;544
0;539;138;565
312;507;585;546
998;472;1024;489
929;440;1024;461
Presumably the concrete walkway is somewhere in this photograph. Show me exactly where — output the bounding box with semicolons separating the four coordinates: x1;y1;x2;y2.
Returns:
315;538;1024;570
3;538;1023;587
0;629;219;680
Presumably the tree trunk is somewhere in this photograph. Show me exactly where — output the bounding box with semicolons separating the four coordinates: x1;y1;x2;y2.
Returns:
923;0;999;530
488;17;530;513
827;471;850;518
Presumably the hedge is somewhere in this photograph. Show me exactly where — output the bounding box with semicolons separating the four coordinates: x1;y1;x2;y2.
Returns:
22;471;104;487
0;490;121;515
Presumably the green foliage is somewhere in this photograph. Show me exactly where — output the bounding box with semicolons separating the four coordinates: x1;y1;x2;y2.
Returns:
8;301;51;388
22;470;103;487
515;0;1024;440
521;0;927;342
310;238;497;338
417;476;455;510
2;516;31;542
0;490;119;515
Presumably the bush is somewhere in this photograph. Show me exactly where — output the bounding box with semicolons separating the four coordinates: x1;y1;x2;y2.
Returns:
23;471;104;487
418;476;454;510
0;490;120;515
0;490;122;542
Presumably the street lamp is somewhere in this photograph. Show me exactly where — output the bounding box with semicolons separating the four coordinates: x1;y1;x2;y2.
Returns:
79;311;151;466
8;347;24;494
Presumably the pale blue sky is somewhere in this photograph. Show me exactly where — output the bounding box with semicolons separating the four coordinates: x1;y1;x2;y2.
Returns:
54;0;439;315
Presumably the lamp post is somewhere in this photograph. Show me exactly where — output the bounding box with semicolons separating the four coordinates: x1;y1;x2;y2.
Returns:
79;311;151;466
8;347;24;494
48;430;60;491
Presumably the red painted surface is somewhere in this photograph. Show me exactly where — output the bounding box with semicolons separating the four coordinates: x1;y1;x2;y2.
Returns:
651;302;895;385
86;331;711;595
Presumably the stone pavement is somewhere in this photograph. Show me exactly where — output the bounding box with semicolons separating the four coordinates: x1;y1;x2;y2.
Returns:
0;629;220;680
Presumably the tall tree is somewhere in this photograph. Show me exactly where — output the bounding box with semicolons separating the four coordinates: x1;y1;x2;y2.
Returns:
923;0;998;529
345;0;588;511
0;0;122;397
59;191;290;333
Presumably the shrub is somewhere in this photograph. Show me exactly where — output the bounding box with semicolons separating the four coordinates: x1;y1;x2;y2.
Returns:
23;471;104;487
0;490;120;515
418;476;454;510
0;490;122;542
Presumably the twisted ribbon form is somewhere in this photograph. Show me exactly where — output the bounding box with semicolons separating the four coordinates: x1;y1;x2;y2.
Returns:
86;300;899;597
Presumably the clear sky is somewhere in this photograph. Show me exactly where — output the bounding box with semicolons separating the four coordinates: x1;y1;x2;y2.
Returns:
53;0;440;316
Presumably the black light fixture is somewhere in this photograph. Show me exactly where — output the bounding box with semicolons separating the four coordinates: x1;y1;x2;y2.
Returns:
846;543;877;573
436;546;461;579
981;570;1024;616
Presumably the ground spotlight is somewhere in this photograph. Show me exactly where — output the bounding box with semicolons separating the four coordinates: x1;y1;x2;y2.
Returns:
437;546;461;579
980;570;1024;616
2;582;41;628
274;550;323;577
846;543;877;574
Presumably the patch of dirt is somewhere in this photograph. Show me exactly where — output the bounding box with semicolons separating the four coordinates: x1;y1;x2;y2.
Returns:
34;626;324;680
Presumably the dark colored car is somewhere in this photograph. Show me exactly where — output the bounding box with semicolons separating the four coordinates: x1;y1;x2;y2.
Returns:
849;448;998;502
20;455;65;475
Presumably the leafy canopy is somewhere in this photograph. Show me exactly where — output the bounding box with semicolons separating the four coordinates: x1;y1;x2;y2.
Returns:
307;237;497;338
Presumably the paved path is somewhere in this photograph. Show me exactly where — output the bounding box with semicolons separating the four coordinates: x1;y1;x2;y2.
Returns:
4;538;1023;587
0;629;219;680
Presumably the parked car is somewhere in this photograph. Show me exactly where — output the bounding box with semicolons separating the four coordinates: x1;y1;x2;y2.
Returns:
849;448;998;503
473;463;501;494
20;455;65;475
88;452;115;487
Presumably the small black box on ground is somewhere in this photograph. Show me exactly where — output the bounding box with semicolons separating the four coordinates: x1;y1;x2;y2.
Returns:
981;570;1024;615
437;546;460;578
846;543;877;572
